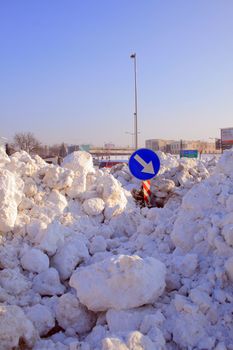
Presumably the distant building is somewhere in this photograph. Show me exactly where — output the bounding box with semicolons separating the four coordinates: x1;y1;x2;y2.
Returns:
170;140;216;154
104;143;115;149
145;139;174;152
146;139;217;154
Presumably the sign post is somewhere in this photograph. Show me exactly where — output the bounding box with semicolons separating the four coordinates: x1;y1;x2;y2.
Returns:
129;148;160;206
221;127;233;151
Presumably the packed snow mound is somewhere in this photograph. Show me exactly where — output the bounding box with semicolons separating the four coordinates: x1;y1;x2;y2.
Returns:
70;254;166;311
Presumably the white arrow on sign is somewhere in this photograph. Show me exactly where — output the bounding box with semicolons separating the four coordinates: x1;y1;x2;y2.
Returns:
134;154;155;174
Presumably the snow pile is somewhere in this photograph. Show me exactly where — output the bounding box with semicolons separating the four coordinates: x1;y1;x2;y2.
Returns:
1;147;233;349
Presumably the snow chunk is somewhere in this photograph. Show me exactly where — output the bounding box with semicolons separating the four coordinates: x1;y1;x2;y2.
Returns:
33;268;65;296
65;174;87;198
43;166;74;190
20;248;49;273
0;268;31;295
106;307;154;333
55;293;96;335
25;304;55;336
222;224;233;247
83;197;105;216
172;253;198;277
62;151;94;174
225;256;233;282
0;169;23;233
90;236;107;254
0;243;19;269
0;304;36;349
51;235;89;280
102;331;156;350
70;255;166;311
38;221;68;256
102;337;128;350
23;178;37;198
0;146;10;167
47;190;68;215
96;175;127;219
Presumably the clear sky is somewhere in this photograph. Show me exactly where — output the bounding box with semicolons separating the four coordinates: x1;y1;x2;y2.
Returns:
0;0;233;147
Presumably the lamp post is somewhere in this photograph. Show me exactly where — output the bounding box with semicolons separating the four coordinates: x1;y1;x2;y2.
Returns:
130;53;138;150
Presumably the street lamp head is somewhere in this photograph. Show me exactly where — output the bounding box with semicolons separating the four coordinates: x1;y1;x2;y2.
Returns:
130;53;136;58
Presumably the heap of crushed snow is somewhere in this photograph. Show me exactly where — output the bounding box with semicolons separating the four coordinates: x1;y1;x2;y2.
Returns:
0;147;232;349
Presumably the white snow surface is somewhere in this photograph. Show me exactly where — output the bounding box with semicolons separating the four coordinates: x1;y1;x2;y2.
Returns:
0;149;233;349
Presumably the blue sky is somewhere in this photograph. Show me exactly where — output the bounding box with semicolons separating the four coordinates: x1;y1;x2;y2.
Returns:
0;0;233;146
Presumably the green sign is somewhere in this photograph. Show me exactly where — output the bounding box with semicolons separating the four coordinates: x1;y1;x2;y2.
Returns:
80;144;90;152
180;150;198;158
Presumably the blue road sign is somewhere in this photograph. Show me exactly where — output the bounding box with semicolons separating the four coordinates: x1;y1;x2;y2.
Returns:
129;148;160;180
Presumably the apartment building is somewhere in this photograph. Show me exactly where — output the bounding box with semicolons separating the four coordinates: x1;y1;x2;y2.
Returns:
145;139;174;152
146;139;217;154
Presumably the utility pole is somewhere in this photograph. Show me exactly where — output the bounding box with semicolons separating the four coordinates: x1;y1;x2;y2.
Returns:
130;53;138;150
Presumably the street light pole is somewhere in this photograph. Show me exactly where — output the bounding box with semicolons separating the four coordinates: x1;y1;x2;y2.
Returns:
130;53;138;150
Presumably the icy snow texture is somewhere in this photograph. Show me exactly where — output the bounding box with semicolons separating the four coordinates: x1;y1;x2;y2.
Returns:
70;254;166;311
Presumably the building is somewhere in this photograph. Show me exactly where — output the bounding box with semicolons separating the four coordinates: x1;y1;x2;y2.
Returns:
170;140;216;154
104;143;115;149
146;139;218;154
145;139;174;152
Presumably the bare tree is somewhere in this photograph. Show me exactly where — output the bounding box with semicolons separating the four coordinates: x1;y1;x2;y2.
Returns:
48;144;61;157
13;132;41;154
